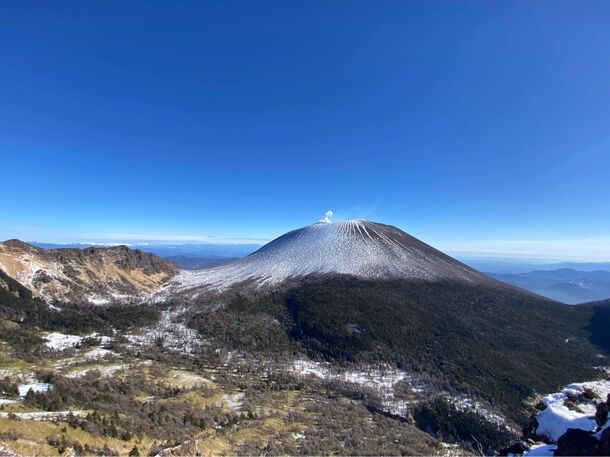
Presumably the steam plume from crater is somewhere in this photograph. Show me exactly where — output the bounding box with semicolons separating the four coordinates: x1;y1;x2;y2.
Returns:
319;211;334;224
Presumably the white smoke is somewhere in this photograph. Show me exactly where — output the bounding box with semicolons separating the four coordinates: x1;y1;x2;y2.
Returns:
319;210;334;224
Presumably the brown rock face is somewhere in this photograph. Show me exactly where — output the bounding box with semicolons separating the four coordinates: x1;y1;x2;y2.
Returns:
0;240;179;304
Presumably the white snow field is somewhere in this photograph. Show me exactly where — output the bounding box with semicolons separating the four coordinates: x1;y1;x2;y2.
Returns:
174;220;495;292
43;331;113;351
523;443;557;456
18;382;53;397
0;411;86;420
534;380;610;442
43;332;85;351
290;359;414;417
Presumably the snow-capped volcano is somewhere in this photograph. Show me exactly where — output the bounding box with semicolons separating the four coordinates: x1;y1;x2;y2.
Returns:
174;220;498;292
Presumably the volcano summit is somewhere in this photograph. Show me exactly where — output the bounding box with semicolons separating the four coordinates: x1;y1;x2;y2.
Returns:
174;219;502;292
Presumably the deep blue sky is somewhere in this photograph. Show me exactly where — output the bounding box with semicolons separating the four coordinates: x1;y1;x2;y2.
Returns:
1;1;610;260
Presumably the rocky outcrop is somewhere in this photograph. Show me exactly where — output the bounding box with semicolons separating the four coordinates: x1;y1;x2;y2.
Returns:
0;240;179;304
555;429;600;456
509;383;610;456
599;427;610;455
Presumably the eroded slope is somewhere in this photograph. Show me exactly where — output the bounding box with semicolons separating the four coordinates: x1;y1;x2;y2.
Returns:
0;240;178;304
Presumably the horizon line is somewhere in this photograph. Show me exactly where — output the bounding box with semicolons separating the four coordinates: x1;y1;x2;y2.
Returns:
7;238;610;264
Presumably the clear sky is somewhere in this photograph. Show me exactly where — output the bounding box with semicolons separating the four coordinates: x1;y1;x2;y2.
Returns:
1;1;610;260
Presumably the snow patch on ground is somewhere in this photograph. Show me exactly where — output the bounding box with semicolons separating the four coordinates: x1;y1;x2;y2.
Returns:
65;363;129;379
595;420;610;439
439;442;464;456
595;365;610;375
221;392;245;412
290;359;418;417
0;410;86;421
88;295;111;305
126;309;203;353
290;359;508;426
444;393;508;426
0;444;19;457
523;443;557;456
0;378;53;404
43;332;84;350
18;382;52;397
534;380;610;442
440;442;460;448
43;331;113;351
82;347;117;360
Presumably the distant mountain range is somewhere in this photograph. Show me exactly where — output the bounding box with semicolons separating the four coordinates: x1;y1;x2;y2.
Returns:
29;241;257;271
490;268;610;304
162;255;237;270
30;241;260;260
26;239;610;304
457;257;610;274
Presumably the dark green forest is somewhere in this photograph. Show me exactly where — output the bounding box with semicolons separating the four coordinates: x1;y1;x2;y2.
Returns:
188;276;609;424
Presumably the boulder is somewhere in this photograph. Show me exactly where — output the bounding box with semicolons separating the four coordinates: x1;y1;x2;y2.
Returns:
599;426;610;456
555;429;599;456
596;403;609;427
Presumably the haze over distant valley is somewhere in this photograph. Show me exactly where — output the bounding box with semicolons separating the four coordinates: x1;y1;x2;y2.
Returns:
26;238;610;305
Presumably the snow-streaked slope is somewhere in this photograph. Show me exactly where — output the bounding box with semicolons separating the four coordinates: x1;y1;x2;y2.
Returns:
174;220;498;292
0;239;178;304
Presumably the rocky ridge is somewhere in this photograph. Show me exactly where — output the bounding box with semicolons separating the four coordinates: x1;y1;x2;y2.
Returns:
0;240;178;304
